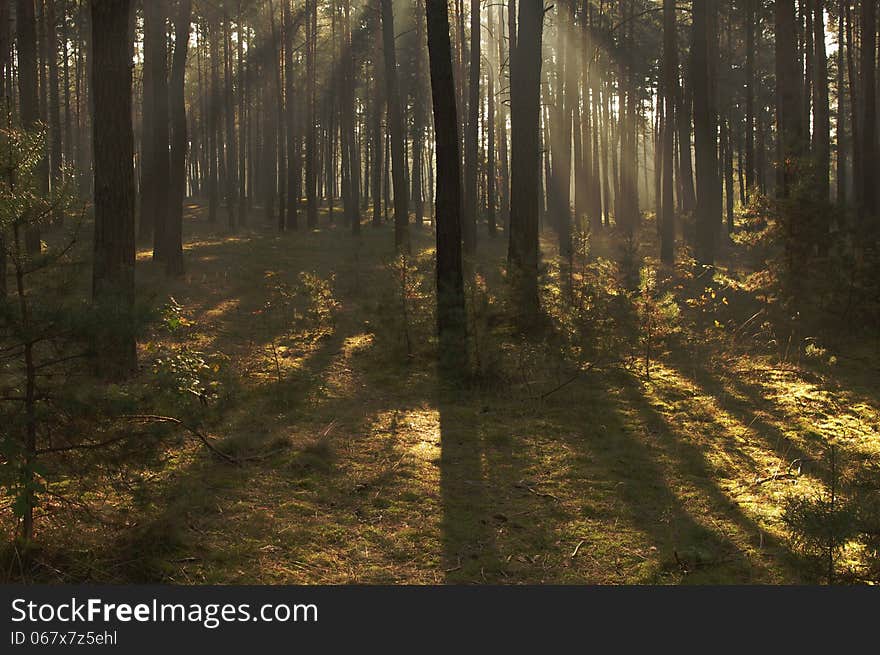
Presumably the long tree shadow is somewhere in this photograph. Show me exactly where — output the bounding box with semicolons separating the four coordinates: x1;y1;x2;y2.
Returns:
551;375;763;582
614;363;810;580
671;356;830;479
437;373;503;583
98;319;354;583
546;364;806;582
85;224;391;581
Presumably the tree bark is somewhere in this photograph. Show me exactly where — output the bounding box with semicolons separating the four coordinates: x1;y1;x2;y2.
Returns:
167;0;191;276
776;0;805;198
693;0;720;265
507;0;544;318
90;0;136;379
144;0;170;260
859;0;876;220
425;0;467;366
17;0;42;254
380;0;410;250
661;0;676;264
463;0;480;253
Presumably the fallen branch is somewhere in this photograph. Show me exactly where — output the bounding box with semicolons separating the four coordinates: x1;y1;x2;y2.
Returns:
733;309;765;337
120;414;240;465
570;540;586;559
536;360;619;401
515;480;562;503
754;459;804;486
444;556;462;573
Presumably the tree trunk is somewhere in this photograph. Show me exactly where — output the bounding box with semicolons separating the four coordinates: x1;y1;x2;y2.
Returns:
836;0;846;205
47;0;62;224
661;0;676;264
306;0;317;227
498;4;510;232
507;0;544;318
487;52;497;237
17;0;42;254
776;0;805;198
425;0;467;367
90;0;136;379
372;40;385;228
551;0;574;260
380;0;410;250
284;0;299;230
462;0;480;253
745;0;756;198
223;14;239;231
860;0;876;220
144;0;170;260
167;0;191;277
342;0;359;233
812;0;830;206
693;0;720;265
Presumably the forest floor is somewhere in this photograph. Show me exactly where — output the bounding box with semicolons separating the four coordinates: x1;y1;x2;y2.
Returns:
9;203;880;584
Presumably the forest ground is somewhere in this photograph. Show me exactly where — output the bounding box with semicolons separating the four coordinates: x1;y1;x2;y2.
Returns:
10;204;880;584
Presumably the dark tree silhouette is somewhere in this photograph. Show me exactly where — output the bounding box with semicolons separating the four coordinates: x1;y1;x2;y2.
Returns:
90;0;136;379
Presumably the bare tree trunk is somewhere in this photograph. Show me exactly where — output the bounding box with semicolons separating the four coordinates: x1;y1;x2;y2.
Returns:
342;0;359;233
462;0;480;253
812;0;830;207
167;0;191;276
693;0;720;265
498;4;510;232
836;0;846;205
412;16;427;227
745;0;756;198
17;0;42;254
238;2;249;225
90;0;136;379
223;14;239;231
284;0;299;230
47;0;62;224
776;0;805;198
306;0;317;227
487;51;497;237
860;0;876;220
372;37;384;228
380;0;410;250
425;0;466;366
507;0;544;319
661;0;676;264
144;0;170;260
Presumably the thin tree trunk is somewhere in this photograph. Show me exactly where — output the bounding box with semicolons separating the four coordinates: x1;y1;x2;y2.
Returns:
145;0;170;259
17;0;42;254
661;0;676;264
860;0;876;220
223;14;239;231
167;0;191;276
745;0;756;197
380;0;410;250
462;0;480;253
47;0;62;224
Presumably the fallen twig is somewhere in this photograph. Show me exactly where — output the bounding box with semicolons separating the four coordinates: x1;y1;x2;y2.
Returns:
536;360;619;401
515;480;562;503
444;556;462;573
120;414;240;465
754;459;804;486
